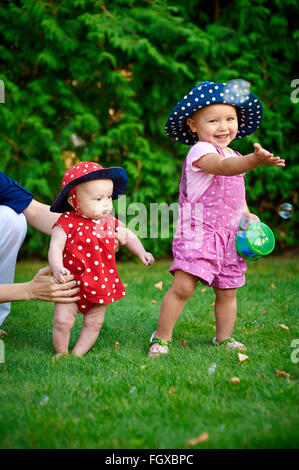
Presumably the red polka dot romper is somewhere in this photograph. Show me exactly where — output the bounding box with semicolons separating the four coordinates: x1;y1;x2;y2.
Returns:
54;211;126;313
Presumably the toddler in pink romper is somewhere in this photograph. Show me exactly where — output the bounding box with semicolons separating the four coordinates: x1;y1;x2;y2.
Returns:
171;142;246;289
148;81;285;356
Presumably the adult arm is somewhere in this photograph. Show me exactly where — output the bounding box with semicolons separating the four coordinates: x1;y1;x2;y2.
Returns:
23;199;61;235
0;266;80;303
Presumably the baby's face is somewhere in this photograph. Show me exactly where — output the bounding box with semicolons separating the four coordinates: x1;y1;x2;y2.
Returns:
187;104;238;148
74;179;113;219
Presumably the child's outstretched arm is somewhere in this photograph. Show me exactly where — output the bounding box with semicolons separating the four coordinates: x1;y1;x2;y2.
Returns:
48;226;71;283
194;143;285;176
117;226;154;266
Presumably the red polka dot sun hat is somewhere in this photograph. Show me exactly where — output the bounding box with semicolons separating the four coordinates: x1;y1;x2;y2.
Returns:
51;161;128;213
165;81;263;146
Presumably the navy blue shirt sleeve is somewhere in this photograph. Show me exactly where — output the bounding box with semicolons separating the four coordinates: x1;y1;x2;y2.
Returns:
0;172;33;213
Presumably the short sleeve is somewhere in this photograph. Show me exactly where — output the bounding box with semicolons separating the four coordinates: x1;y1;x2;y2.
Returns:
0;172;33;213
53;212;74;235
187;142;218;172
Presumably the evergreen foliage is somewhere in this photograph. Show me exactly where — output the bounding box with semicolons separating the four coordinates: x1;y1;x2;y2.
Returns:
0;0;298;258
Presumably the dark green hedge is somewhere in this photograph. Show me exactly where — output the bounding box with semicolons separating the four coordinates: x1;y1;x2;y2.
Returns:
0;0;298;259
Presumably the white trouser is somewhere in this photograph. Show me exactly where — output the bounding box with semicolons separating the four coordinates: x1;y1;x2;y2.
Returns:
0;206;27;326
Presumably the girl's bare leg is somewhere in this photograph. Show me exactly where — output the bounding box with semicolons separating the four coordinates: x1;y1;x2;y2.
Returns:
52;302;78;354
213;287;238;343
72;304;107;356
155;270;198;341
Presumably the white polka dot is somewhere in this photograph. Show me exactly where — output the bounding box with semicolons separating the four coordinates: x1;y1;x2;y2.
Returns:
109;269;114;273
84;282;88;286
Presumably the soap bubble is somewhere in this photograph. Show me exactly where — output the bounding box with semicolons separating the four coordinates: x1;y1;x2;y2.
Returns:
39;395;49;406
278;203;294;219
208;362;217;375
225;79;251;105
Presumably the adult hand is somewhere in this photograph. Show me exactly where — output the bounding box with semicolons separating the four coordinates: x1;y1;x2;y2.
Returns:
26;266;80;303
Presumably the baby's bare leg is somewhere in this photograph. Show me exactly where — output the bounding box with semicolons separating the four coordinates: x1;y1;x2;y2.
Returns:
52;302;78;354
213;287;237;343
72;304;107;357
155;270;198;341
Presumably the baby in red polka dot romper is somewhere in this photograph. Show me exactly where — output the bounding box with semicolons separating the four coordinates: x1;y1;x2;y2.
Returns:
49;162;154;357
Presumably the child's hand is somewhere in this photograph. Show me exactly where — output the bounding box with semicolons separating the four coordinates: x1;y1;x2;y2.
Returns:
53;267;71;284
140;252;155;266
243;211;260;223
253;143;285;167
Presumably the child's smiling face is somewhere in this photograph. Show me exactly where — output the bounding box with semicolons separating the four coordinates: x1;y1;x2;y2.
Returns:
69;179;114;219
187;104;238;149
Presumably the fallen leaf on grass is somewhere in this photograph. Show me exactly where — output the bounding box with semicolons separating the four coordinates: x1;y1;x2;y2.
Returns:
151;299;157;304
154;281;163;291
230;377;240;383
270;283;276;289
141;365;146;370
180;339;187;347
0;329;8;336
210;301;215;307
168;386;175;394
115;341;119;350
263;310;268;315
237;353;248;363
209;324;216;330
275;369;290;379
186;431;209;446
277;324;289;331
123;283;128;287
201;288;207;293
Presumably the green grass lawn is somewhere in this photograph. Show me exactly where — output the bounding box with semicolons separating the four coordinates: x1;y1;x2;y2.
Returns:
0;257;298;449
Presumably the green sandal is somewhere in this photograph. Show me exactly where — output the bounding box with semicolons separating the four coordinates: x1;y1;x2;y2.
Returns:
212;337;247;351
148;331;172;356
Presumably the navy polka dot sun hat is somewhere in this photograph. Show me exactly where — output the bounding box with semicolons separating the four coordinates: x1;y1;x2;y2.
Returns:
164;81;263;146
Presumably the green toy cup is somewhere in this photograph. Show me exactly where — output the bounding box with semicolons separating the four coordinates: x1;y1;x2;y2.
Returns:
235;222;275;261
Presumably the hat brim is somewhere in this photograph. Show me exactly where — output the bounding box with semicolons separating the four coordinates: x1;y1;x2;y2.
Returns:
165;81;263;146
50;167;128;213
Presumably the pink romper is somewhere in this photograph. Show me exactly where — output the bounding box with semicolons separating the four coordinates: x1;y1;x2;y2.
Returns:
169;146;247;289
54;211;126;312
